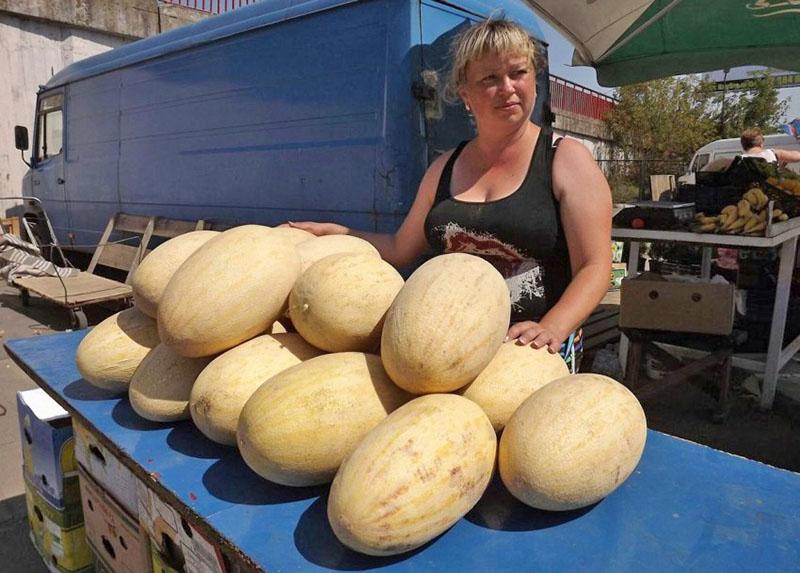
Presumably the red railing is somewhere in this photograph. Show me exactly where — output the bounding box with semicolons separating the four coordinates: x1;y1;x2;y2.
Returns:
549;75;616;121
162;0;258;14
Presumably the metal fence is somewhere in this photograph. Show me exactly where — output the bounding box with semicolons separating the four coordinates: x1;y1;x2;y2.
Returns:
597;159;688;203
162;0;258;13
549;75;616;121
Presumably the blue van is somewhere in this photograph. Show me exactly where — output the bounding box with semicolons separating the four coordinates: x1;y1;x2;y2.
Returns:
14;0;550;253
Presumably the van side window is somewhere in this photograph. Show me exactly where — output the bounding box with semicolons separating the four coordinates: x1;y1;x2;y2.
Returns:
692;153;710;172
35;93;64;162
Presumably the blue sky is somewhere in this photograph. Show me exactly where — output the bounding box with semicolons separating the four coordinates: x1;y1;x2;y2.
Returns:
538;20;800;124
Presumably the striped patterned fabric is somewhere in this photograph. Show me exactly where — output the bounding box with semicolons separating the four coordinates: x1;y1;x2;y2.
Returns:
0;234;78;280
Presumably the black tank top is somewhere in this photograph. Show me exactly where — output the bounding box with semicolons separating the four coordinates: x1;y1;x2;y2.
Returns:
424;129;571;323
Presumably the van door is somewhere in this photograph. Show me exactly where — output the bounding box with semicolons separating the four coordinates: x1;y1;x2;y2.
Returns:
29;89;73;248
31;92;66;203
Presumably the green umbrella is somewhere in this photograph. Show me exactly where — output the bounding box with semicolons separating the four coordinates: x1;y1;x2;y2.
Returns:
526;0;800;86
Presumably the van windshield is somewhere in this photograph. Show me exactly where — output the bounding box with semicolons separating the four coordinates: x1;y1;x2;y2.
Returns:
692;153;710;172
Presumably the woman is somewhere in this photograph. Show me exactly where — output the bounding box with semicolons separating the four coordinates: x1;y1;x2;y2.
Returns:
288;19;611;372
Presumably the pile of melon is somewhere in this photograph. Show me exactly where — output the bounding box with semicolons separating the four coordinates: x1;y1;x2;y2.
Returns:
75;224;647;556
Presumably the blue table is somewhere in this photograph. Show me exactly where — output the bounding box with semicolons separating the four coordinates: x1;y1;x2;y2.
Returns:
6;331;800;572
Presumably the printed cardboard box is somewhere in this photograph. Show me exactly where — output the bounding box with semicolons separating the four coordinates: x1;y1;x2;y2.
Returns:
24;471;93;573
137;481;228;573
78;465;151;573
73;419;139;518
17;389;77;507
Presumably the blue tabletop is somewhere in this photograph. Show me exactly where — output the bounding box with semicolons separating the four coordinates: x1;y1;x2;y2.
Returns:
6;331;800;572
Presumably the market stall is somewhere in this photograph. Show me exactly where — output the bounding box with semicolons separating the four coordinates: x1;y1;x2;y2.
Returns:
7;331;800;572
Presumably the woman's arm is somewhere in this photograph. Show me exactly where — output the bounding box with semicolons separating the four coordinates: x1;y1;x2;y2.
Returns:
508;138;612;352
288;153;451;269
774;148;800;164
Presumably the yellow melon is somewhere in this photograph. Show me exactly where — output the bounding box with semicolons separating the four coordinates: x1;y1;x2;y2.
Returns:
128;344;213;422
296;234;379;272
269;226;315;245
237;353;411;486
328;394;496;556
132;230;219;318
289;253;403;352
75;307;160;394
269;321;288;334
190;333;322;446
381;253;510;393
499;373;647;511
460;343;569;432
157;225;300;357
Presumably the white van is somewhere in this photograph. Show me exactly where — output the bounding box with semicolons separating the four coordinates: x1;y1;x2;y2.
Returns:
679;133;800;184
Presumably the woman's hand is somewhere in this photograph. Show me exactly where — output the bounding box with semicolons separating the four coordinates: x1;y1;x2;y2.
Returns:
280;221;349;237
506;321;566;354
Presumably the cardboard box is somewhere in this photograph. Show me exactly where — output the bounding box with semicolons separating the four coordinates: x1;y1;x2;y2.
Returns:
620;275;735;335
137;481;227;573
18;389;78;508
24;472;93;573
610;262;627;290
78;465;151;573
73;419;139;518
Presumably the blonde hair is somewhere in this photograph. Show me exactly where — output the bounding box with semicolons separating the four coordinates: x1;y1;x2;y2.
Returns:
444;19;538;103
741;128;764;151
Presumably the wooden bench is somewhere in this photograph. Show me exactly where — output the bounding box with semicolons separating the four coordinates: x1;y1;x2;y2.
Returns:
12;213;205;328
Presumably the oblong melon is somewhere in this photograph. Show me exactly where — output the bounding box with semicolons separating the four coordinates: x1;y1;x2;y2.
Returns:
499;373;647;511
237;353;412;487
190;333;322;446
289;253;404;352
157;225;300;357
296;234;379;272
460;343;569;432
269;226;315;245
327;394;496;556
381;253;510;393
132;230;219;318
75;307;160;394
128;344;213;422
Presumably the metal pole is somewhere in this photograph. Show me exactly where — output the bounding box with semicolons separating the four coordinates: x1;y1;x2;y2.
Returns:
720;68;729;137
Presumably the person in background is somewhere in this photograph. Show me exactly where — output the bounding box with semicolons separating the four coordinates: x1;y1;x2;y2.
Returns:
287;18;612;373
740;127;800;165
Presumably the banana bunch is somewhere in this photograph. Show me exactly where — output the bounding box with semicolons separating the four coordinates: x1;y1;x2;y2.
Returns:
767;176;800;196
692;187;788;236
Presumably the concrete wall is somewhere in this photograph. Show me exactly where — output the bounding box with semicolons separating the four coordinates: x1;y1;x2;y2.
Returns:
0;12;128;206
0;2;209;209
553;109;616;161
0;0;159;39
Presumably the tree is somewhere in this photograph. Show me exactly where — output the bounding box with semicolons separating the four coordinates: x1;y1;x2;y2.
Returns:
717;71;788;138
604;76;716;163
604;72;787;162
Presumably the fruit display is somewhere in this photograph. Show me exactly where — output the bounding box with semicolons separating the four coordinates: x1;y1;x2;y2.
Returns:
131;230;219;318
327;394;496;556
237;353;412;487
128;344;213;422
289;252;404;352
157;225;301;357
75;307;160;394
381;253;511;393
459;343;569;432
691;186;788;235
499;374;647;511
75;226;647;558
189;333;323;446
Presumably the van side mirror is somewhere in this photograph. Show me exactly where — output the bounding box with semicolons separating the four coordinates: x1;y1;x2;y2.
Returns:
14;126;29;151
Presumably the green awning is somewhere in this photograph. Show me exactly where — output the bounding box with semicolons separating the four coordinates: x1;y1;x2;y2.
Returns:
525;0;800;86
